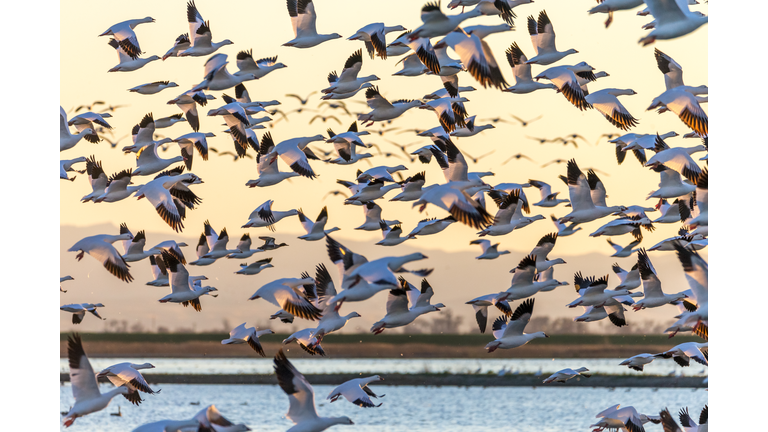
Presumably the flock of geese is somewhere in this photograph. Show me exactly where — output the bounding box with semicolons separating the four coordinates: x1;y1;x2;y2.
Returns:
59;0;709;430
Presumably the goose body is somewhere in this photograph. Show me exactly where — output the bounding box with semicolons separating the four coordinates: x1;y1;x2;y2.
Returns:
242;200;299;230
638;0;708;46
632;249;687;310
236;258;274;275
298;207;340;241
178;1;234;57
221;323;274;356
283;0;342;48
60;108;95;151
327;376;384;408
68;233;134;282
619;353;658;371
96;362;158;406
370;278;444;334
60;303;106;325
470;239;510;260
355;202;401;231
234;50;287;78
542;367;591;383
157;250;217;310
525;10;578;65
249;277;322;321
485;299;548;352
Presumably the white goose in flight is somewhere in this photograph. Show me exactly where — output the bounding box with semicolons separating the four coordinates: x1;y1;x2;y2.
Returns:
485;298;548;352
68;232;134;282
274;350;355;430
221;323;274;357
60;107;94;151
63;334;130;427
158;250;217;311
283;0;342;48
525;10;578;65
179;1;234;57
327;376;385;408
96;362;158;406
298;207;341;241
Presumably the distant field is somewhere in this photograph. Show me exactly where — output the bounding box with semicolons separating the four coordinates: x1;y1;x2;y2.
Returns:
59;333;703;359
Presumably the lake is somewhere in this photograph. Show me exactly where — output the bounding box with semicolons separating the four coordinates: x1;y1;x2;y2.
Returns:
59;357;707;377
60;384;708;431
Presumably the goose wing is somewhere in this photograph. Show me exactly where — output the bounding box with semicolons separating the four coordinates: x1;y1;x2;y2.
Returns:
274;350;320;424
68;334;101;402
502;298;535;337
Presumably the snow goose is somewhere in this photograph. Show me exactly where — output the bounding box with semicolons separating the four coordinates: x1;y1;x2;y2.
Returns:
495;255;555;302
226;234;260;259
466;294;511;333
409;1;483;40
528;179;568;208
312;264;362;335
167;89;215;132
633;249;687;310
588;0;645;28
355;201;401;231
389;171;430;202
370;278;444;334
129;81;178;95
199;222;236;260
349;23;407;59
274;350;355;430
393;53;429;76
619;353;658;371
607;237;643;258
247;137;301;187
249;277;322;320
94;169;139;203
134;171;204;233
319;83;374;100
406;216;457;238
347;253;432;293
677;406;708;432
559;159;626;224
221;323;274;357
357;86;423;125
154;114;187;129
158;250;216;311
194;54;257;92
449;115;495;137
189;233;216;266
638;0;707;45
322;50;380;95
98;17;154;59
96;362;158;406
566;273;631;308
324;236;387;304
206;98;256;156
485;298;548;352
133;141;184;177
242;199;299;231
648;86;708;136
60;303;106;324
647;166;696;199
68;111;111;144
376;222;409;246
161;33;191;60
236;258;275;276
656;341;708;367
263;132;324;179
191;405;250;432
477;190;531;236
283;0;342;48
669;243;708;332
179;1;234;57
63;334;130;427
257;236;289;251
590;215;653;239
120;229;160;263
528;233;567;272
535;64;594;111
234;50;287;79
591;405;658;432
542;367;591;383
573;304;628;327
146;255;169;286
434;29;508;89
106;38;159;72
68;232;133;282
585;88;639;131
172;132;212;171
550;215;581;237
284;327;326;356
345;179;401;203
298;207;340;241
470;239;510;260
525;11;578;65
419;97;469;133
412;183;493;229
60;108;95;151
60;156;87;181
645;134;704;183
327;376;384;408
654;47;686;90
60;275;75;292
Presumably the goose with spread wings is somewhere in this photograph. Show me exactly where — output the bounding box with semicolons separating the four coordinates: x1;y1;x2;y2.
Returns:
179;0;234;57
485;298;548;352
274;350;354;431
525;10;578;65
283;0;342;48
158;250;217;311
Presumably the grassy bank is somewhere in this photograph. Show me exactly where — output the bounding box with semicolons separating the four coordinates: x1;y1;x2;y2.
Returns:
59;333;703;359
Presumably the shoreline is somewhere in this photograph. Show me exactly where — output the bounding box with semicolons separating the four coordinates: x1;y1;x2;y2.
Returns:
60;373;707;388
